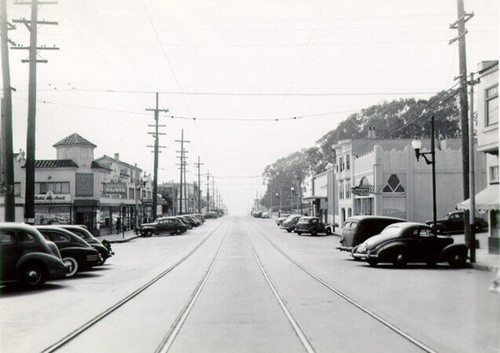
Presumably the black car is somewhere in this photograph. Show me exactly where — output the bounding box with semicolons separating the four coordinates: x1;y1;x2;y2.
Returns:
338;216;406;253
280;215;302;233
352;222;468;268
426;210;489;234
1;223;69;288
294;217;332;236
139;217;188;237
36;226;101;277
58;225;114;264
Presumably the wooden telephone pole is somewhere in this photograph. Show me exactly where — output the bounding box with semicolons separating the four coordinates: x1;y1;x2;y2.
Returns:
195;156;204;214
12;0;58;224
175;130;190;214
146;92;168;221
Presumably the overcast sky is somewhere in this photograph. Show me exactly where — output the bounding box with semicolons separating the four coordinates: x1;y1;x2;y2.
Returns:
2;0;498;215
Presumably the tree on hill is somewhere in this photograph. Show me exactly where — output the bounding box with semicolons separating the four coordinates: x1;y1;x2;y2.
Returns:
261;90;461;210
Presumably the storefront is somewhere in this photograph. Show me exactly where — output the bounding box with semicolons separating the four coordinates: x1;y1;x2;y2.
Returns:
34;193;72;225
73;199;100;235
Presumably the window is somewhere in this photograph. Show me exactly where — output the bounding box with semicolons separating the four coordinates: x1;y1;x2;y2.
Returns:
346;154;351;170
0;232;15;244
486;85;498;126
129;188;135;199
339;181;344;199
49;232;70;242
383;175;405;193
339;157;344;172
14;182;21;196
345;180;351;199
491;166;499;184
18;232;36;243
35;182;70;194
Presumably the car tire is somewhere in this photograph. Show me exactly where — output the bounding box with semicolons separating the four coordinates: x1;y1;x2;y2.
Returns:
20;263;46;288
311;229;317;236
368;259;378;267
63;257;78;277
296;232;302;235
287;229;292;233
449;253;467;268
326;228;332;235
393;253;408;267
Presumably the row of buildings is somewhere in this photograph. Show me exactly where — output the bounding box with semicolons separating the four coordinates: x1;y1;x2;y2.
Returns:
300;60;498;254
0;133;210;235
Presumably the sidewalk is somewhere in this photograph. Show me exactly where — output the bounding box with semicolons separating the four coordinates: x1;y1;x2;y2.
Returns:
98;230;141;243
454;231;500;272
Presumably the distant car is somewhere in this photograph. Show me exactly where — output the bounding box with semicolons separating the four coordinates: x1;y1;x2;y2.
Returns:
294;217;332;236
36;226;101;277
338;216;406;253
275;216;289;226
58;225;114;264
204;211;219;219
280;215;302;233
252;211;263;218
261;212;270;219
1;223;69;288
426;210;488;234
352;222;468;268
139;217;188;237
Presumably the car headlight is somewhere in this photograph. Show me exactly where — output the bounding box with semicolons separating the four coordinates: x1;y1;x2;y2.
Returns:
357;243;367;254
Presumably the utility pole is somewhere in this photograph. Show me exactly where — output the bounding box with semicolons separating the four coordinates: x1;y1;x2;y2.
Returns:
175;129;190;214
468;72;480;262
195;156;204;214
206;172;210;212
1;0;16;221
212;175;215;211
146;92;168;221
450;0;474;248
12;0;58;224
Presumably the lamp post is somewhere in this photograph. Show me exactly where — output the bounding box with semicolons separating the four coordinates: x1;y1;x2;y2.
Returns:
290;187;295;213
275;192;282;217
412;115;437;234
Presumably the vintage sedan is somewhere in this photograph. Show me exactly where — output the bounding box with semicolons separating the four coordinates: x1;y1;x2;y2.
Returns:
294;216;333;236
280;215;303;233
352;222;468;268
139;217;188;237
36;226;102;277
1;223;69;288
57;225;114;264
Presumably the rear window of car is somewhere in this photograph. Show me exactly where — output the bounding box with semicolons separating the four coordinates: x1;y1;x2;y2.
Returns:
380;225;401;236
297;218;309;224
0;231;15;244
18;232;36;243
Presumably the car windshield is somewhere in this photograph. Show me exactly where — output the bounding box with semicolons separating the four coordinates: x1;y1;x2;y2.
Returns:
297;218;310;224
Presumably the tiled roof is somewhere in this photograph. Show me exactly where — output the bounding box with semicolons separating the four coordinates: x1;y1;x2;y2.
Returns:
53;133;97;148
91;161;113;171
34;160;79;168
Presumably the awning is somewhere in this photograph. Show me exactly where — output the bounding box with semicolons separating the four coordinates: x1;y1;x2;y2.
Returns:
457;184;499;211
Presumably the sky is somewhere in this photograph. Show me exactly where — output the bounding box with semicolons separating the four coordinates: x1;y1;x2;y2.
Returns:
2;0;498;215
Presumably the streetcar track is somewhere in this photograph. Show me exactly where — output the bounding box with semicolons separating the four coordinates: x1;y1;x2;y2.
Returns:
41;221;227;353
252;223;438;353
245;226;317;353
154;228;229;353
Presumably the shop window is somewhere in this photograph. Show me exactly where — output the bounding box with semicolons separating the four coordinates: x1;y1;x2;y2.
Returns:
486;85;498;126
383;175;405;193
35;182;70;194
491;166;499;184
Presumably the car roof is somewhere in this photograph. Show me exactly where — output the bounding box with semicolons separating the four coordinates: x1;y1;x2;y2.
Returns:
385;222;431;229
345;215;406;222
0;222;40;232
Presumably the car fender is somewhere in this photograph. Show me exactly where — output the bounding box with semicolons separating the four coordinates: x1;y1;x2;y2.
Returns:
16;252;63;273
439;243;468;261
375;242;410;261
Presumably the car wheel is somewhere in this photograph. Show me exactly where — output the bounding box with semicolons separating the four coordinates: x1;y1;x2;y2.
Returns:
393;253;407;267
20;263;46;288
449;253;467;268
296;232;302;235
426;261;437;267
287;229;292;233
326;227;332;235
311;229;317;236
63;257;78;277
368;259;378;267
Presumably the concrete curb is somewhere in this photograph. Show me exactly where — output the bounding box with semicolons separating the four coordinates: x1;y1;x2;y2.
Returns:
105;235;142;244
471;262;499;272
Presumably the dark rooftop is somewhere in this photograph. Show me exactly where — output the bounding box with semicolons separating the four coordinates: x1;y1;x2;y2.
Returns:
34;160;79;168
53;133;97;148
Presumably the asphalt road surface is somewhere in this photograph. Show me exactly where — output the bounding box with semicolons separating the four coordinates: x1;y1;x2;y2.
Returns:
1;216;499;353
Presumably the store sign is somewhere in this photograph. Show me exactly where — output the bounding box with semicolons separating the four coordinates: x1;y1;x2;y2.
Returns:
103;182;127;195
35;192;72;203
352;185;374;196
76;173;94;196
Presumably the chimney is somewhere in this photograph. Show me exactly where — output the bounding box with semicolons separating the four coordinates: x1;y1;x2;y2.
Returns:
114;153;119;160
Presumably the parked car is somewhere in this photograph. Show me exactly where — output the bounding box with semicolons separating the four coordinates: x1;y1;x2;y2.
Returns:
275;216;289;226
294;217;332;236
261;212;270;219
36;226;101;277
338;216;405;253
426;210;488;234
204;211;219;219
58;225;114;264
139;217;188;237
280;215;302;233
0;223;69;288
352;222;468;268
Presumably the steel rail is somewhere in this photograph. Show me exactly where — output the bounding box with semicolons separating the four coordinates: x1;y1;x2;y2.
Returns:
155;229;229;353
246;227;317;353
254;225;438;353
41;221;227;353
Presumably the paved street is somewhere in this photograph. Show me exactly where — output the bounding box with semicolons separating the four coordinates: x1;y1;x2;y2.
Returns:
1;216;499;353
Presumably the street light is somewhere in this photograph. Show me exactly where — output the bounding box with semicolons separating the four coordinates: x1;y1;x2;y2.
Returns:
291;187;295;213
412;115;437;234
275;192;282;216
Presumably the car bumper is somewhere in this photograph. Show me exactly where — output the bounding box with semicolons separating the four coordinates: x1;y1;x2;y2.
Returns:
336;246;353;252
352;252;378;261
